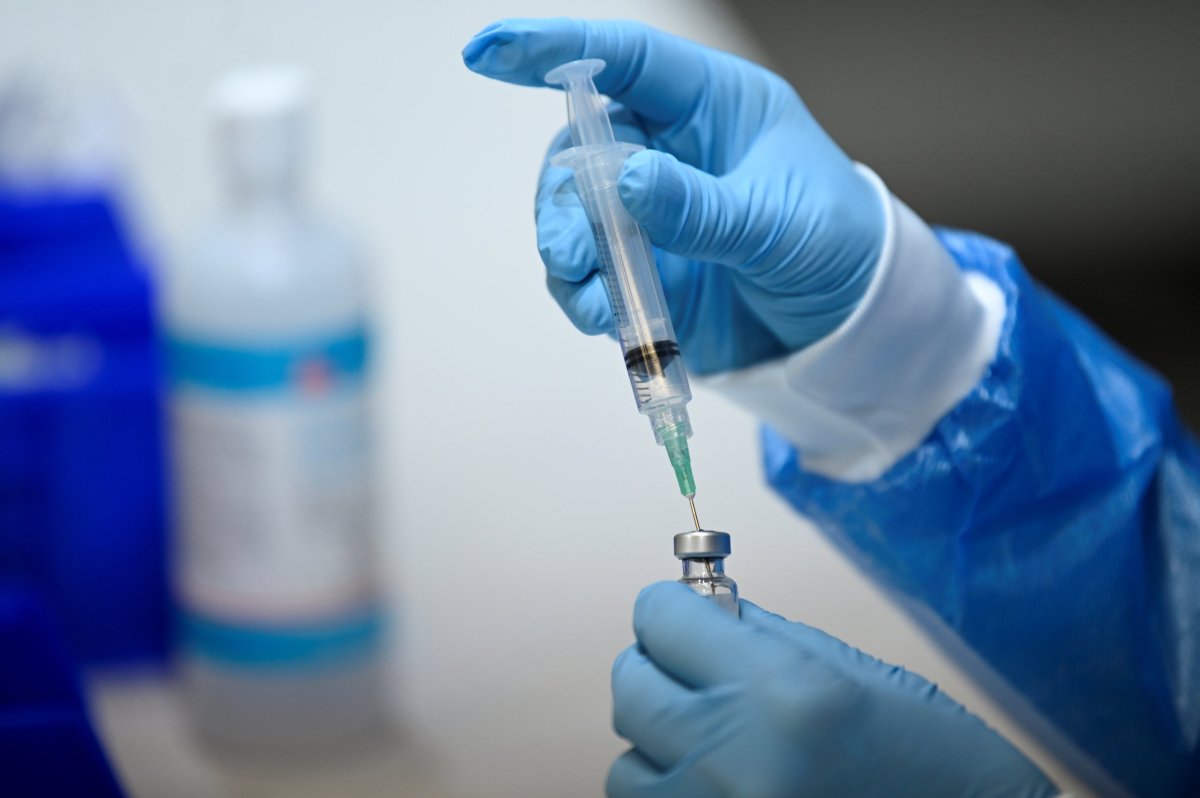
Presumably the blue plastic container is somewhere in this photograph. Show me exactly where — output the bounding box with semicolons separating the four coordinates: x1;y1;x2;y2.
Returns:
0;190;168;665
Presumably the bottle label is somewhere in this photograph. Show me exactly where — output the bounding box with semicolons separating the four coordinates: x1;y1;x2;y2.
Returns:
167;328;380;667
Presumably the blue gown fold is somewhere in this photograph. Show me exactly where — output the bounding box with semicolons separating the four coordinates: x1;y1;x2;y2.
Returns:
763;229;1200;796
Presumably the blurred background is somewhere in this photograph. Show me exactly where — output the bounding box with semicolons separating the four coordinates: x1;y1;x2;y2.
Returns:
0;1;1194;796
728;0;1200;429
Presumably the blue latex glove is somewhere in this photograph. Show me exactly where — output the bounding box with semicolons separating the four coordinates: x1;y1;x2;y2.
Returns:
609;582;1057;798
462;19;884;375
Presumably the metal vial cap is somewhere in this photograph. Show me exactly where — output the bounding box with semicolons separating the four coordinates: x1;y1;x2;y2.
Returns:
674;530;731;559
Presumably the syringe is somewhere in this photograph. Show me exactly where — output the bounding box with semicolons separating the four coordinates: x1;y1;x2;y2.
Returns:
546;59;699;522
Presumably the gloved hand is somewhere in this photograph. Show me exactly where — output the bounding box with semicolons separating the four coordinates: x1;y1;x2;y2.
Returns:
608;582;1057;798
462;19;885;375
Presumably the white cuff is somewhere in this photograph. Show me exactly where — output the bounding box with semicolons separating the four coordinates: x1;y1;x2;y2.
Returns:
703;166;1005;482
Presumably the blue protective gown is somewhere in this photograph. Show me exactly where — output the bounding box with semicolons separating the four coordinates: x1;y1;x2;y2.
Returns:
763;229;1200;796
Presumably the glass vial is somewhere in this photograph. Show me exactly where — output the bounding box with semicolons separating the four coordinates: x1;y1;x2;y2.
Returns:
674;530;739;617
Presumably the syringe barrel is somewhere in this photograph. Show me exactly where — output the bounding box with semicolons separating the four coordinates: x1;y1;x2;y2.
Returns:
552;143;693;428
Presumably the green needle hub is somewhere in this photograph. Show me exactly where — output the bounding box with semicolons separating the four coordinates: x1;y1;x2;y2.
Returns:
662;428;696;498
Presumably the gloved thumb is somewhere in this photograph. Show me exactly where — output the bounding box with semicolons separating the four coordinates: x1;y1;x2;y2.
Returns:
617;149;753;266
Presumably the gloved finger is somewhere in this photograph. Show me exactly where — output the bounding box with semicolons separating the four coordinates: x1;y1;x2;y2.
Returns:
535;125;593;283
632;582;769;689
536;184;594;283
740;599;894;674
535;125;577;202
738;599;808;638
546;271;613;335
462;18;715;125
605;749;717;798
611;645;712;770
740;598;950;723
617;150;761;268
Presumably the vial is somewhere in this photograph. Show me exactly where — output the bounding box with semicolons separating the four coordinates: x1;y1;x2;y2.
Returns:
674;530;739;617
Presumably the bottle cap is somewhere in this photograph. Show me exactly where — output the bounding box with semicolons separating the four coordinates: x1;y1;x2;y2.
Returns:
674;530;731;559
211;65;308;118
210;65;308;194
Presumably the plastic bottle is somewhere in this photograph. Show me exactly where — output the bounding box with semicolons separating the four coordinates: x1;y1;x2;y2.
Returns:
164;65;384;753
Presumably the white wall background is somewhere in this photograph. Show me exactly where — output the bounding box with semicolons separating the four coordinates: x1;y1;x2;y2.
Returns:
1;1;1085;796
